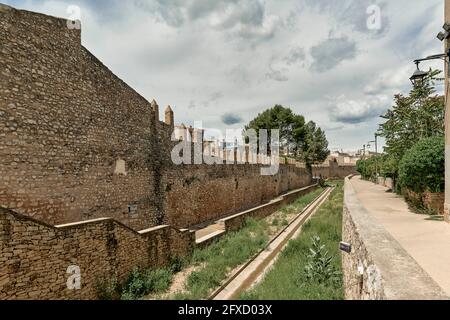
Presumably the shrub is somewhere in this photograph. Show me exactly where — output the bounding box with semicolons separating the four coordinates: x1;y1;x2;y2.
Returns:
148;269;173;292
303;236;341;287
318;178;327;188
96;276;121;300
398;137;445;193
121;267;147;300
169;255;187;274
379;155;398;179
356;157;380;181
121;267;173;300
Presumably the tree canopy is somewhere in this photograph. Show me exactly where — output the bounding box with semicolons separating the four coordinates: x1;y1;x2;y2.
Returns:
379;70;444;161
300;121;330;166
358;69;445;194
245;105;330;167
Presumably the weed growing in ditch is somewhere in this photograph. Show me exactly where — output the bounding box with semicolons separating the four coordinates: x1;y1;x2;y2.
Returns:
304;236;342;287
100;187;325;301
173;218;269;300
96;255;188;300
121;267;173;300
170;187;326;300
240;182;344;300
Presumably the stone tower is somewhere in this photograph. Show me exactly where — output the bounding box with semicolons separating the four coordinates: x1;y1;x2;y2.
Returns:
165;105;174;128
151;99;159;123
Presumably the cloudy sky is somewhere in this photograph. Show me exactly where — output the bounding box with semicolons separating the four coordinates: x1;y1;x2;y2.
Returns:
4;0;446;151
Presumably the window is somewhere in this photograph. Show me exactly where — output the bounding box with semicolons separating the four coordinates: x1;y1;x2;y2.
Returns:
127;205;138;215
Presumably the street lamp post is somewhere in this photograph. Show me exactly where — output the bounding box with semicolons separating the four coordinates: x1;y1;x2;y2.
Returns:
368;138;378;181
376;134;379;177
371;134;379;178
360;145;367;179
409;51;450;86
410;60;430;86
375;134;378;156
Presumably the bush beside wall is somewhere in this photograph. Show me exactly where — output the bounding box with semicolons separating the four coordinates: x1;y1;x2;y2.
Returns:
398;137;445;194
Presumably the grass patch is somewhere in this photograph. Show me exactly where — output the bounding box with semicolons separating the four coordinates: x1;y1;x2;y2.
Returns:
121;267;173;300
282;188;326;217
96;256;188;300
239;182;344;300
170;186;325;300
172;218;269;300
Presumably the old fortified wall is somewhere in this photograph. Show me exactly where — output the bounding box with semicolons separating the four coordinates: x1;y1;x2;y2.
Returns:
0;5;355;299
0;5;165;230
312;160;357;180
0;5;324;231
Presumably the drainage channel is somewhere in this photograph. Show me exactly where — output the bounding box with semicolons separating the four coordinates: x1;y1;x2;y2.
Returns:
209;186;335;300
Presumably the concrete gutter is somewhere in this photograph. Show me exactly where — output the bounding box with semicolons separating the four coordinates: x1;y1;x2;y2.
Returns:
211;187;334;300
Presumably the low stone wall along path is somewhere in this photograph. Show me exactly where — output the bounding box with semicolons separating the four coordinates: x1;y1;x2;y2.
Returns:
349;177;450;297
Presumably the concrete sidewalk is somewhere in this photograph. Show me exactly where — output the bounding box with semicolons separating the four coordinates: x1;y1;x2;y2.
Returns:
349;177;450;296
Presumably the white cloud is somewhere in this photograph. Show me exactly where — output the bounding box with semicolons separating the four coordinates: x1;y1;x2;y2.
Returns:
364;65;413;96
310;36;357;73
3;0;444;151
265;68;289;82
330;95;389;124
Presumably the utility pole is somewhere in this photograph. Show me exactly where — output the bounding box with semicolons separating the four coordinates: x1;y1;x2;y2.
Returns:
375;134;379;178
375;134;378;155
445;0;450;222
362;144;367;180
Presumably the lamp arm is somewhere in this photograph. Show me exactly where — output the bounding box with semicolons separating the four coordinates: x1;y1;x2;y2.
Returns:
413;49;450;64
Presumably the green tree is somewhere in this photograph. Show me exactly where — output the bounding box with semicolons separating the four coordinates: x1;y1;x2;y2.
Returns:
245;105;306;155
379;154;398;180
377;70;444;189
298;121;330;166
245;105;329;167
379;70;444;162
356;157;379;181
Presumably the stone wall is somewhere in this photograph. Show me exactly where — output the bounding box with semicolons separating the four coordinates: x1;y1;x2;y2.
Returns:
164;164;312;228
0;182;318;300
423;191;445;215
312;161;357;180
220;184;318;232
0;5;355;232
342;178;448;300
0;5;360;300
0;5;163;230
403;188;445;215
376;177;394;190
0;206;194;300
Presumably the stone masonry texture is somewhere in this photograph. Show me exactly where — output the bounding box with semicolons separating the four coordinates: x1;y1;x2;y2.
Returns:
0;6;163;230
0;206;194;300
0;6;357;300
0;6;354;231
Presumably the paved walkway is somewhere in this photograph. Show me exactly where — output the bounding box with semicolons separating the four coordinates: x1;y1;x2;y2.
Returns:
350;176;450;295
